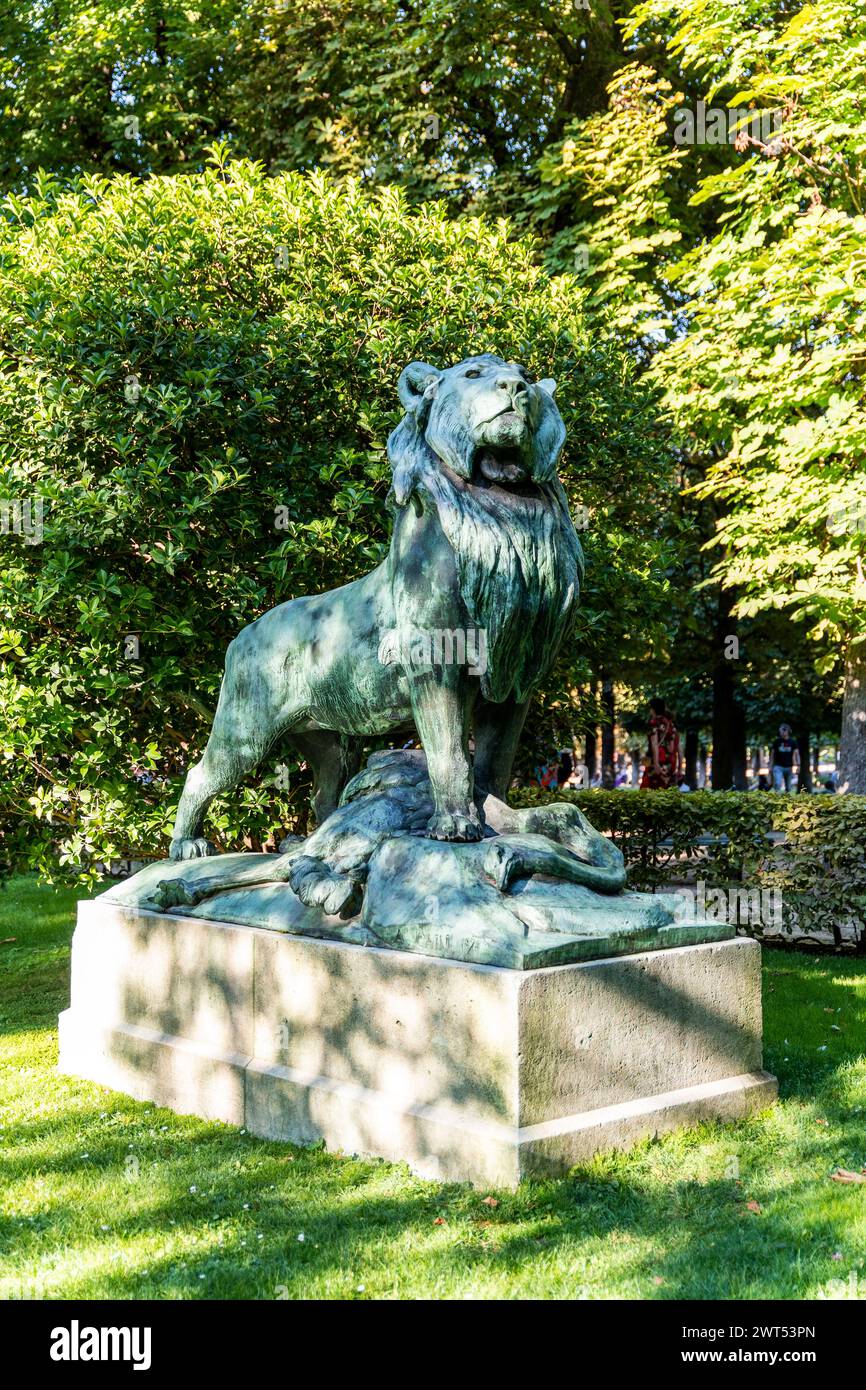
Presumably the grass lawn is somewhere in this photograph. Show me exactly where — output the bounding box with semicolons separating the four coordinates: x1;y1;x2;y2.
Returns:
1;875;865;1301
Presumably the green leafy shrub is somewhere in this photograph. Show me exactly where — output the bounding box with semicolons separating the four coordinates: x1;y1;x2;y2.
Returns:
0;154;664;883
509;788;866;949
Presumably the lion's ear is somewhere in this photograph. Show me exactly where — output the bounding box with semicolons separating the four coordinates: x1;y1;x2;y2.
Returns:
398;361;442;411
530;390;567;483
538;378;557;397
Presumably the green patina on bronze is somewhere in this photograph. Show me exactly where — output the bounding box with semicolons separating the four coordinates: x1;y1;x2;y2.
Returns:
106;356;727;968
168;354;581;856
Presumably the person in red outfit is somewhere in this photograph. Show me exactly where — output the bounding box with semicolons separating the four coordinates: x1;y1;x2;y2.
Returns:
640;698;681;789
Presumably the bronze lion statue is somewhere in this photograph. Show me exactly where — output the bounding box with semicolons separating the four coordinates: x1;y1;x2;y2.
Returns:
169;353;583;859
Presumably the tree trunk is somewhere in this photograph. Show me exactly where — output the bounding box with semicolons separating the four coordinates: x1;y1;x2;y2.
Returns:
731;699;747;790
698;743;707;788
711;593;746;789
712;662;745;788
684;728;698;789
711;596;734;788
797;728;813;792
584;727;597;780
600;676;615;787
631;748;641;786
840;643;866;791
711;665;733;789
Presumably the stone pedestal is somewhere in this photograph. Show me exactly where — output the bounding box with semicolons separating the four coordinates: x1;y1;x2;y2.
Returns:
59;899;777;1187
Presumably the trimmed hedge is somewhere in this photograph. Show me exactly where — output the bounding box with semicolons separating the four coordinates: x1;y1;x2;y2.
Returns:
508;789;866;950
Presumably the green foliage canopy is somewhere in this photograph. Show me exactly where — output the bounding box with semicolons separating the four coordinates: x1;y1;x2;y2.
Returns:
0;1;630;201
629;0;866;645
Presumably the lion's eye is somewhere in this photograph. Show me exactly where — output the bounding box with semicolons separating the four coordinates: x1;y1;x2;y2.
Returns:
464;369;481;378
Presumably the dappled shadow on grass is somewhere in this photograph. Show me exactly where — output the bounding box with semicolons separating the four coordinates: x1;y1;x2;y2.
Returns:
42;1161;866;1300
411;1096;866;1298
423;1177;845;1300
762;957;866;1105
0;1094;439;1299
0;875;92;1039
2;1083;865;1299
1;965;68;1036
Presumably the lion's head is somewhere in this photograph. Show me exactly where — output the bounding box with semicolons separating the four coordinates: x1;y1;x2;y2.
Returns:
385;354;583;705
388;354;565;500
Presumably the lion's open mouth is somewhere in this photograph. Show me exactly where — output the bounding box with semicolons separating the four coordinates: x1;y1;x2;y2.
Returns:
473;445;540;497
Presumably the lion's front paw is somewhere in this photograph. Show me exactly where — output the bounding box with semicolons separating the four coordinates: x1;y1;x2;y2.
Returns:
288;856;363;918
426;810;483;843
169;837;216;862
152;877;199;910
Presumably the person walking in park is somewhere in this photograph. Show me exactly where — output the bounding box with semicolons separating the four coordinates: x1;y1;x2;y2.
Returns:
536;756;559;790
770;723;799;792
640;698;681;789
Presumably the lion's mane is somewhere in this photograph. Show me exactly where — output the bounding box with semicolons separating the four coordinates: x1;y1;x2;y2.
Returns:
387;396;583;704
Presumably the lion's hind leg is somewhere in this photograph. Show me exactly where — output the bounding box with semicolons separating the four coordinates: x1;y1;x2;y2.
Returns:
291;731;363;828
474;696;530;802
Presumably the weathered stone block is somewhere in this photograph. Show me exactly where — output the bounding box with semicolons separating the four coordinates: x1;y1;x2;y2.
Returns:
59;901;776;1187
